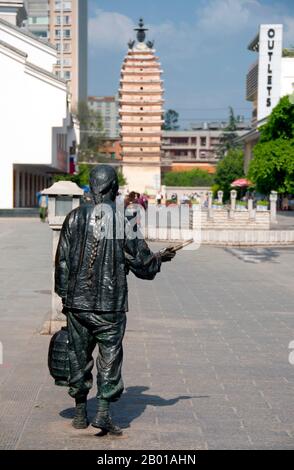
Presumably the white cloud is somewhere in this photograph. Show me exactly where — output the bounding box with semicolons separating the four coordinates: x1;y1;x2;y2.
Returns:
89;9;135;51
284;16;294;47
196;0;257;35
88;2;294;58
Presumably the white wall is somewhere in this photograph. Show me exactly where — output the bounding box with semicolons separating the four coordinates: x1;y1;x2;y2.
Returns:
0;20;56;71
0;39;69;208
281;58;294;97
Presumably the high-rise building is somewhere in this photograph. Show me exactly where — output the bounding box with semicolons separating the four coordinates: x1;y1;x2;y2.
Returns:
25;0;87;107
88;95;120;139
119;18;164;193
0;1;77;209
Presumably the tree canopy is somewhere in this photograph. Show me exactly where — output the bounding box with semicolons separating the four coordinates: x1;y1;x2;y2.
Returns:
249;139;294;194
215;148;245;201
163;109;180;130
54;164;127;188
163;168;214;187
217;107;241;157
248;96;294;194
75;101;106;163
258;96;294;142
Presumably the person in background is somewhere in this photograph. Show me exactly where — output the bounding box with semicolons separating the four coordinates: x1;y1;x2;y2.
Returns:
282;195;289;211
36;193;48;223
156;191;163;206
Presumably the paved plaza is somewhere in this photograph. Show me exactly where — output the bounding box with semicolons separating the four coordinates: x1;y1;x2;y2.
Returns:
0;219;294;450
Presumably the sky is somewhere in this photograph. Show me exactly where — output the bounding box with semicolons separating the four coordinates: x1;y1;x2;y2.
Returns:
88;0;294;127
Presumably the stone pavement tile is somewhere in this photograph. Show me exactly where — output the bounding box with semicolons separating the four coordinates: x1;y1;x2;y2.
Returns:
2;223;294;449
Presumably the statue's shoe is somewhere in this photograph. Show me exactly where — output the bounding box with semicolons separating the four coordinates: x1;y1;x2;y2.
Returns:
72;404;89;429
92;413;122;436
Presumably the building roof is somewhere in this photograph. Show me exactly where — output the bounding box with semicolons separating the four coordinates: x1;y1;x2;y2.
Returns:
88;96;117;103
26;60;66;85
0;17;56;50
248;32;259;52
0;37;27;57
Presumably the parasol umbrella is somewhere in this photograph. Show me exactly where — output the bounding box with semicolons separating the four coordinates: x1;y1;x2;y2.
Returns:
231;178;253;188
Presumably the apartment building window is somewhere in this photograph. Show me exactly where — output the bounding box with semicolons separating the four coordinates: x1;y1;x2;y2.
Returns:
63;43;71;52
55;1;72;11
29;16;48;25
63;29;71;38
56;15;71;25
63;58;72;66
171;138;188;145
64;71;71;80
200;137;207;147
35;31;48;38
55;29;61;38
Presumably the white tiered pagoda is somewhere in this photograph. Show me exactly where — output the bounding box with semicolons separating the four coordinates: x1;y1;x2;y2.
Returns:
119;19;164;194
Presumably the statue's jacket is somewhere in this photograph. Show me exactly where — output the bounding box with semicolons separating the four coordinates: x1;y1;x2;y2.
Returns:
55;201;161;312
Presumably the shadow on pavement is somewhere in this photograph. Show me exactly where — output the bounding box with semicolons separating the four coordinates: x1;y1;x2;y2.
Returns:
60;386;209;428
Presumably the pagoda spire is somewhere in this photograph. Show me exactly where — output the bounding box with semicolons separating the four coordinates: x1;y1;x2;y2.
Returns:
134;18;148;43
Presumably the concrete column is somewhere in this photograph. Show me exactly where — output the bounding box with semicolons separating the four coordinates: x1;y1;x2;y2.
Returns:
0;163;14;209
248;199;255;219
217;190;223;205
270;191;278;224
14;169;20;208
208;191;213;219
230;190;237;218
21;172;26;207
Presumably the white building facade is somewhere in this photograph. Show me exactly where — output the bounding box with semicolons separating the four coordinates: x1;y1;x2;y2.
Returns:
244;24;294;170
0;3;77;209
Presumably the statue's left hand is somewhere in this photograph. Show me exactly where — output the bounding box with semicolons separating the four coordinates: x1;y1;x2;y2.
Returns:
159;248;176;263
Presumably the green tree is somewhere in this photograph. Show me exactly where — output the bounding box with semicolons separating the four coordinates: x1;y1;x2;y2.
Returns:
249;139;294;194
258;96;294;142
163;109;179;130
75;101;106;163
54;164;127;188
163;168;214;187
215;148;245;201
217;107;241;157
248;96;294;194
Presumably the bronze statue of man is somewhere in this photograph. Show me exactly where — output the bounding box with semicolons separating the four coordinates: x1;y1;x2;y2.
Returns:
55;165;175;434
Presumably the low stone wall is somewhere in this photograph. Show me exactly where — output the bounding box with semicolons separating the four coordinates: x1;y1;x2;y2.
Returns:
192;208;271;230
201;229;294;246
147;227;294;246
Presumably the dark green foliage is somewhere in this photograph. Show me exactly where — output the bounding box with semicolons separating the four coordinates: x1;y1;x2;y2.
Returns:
163;168;214;187
249;139;294;194
76;101;106;163
215;149;245;201
258;96;294;142
163;109;179;130
54;164;127;188
248;96;294;194
217;107;241;157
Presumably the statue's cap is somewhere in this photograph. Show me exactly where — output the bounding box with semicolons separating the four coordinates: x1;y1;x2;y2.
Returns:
89;165;118;194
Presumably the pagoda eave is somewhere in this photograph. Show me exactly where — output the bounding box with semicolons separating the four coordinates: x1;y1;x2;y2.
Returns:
119;121;164;126
119;110;163;116
121;142;162;147
121;132;162;137
119;90;164;96
119;100;164;105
